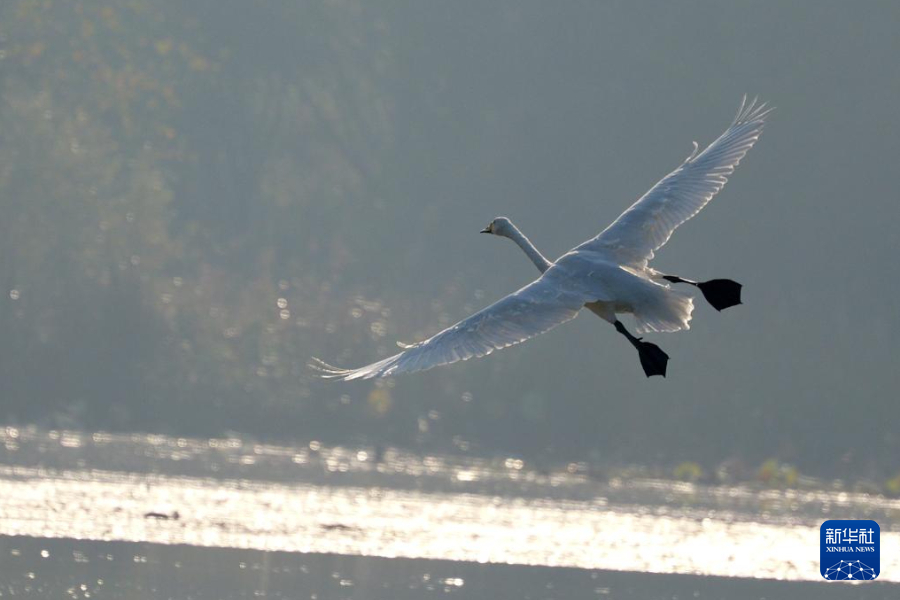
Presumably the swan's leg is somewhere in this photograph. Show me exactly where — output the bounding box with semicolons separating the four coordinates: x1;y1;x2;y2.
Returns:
661;275;742;312
613;320;669;378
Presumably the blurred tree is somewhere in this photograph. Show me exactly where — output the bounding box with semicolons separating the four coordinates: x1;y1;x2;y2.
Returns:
0;0;895;483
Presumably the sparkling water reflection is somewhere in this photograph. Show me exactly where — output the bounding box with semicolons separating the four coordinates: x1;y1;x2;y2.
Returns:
3;536;897;600
0;426;898;589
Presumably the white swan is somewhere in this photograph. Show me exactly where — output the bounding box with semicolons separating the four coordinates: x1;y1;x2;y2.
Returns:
311;97;771;380
482;217;744;312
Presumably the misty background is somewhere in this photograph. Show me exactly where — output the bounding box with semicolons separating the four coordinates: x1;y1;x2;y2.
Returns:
1;1;898;481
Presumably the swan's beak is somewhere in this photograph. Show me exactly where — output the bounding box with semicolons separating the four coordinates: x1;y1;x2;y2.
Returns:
480;226;492;234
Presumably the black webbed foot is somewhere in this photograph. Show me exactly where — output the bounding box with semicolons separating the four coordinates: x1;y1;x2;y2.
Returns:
614;320;669;378
662;275;743;312
635;340;669;378
696;279;743;311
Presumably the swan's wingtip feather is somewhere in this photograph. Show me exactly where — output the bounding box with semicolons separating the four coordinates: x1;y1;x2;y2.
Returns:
308;357;354;380
309;353;404;381
733;95;775;126
734;94;748;122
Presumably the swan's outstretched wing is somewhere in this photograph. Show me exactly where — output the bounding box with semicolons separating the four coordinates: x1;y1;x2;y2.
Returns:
577;97;772;268
310;273;587;381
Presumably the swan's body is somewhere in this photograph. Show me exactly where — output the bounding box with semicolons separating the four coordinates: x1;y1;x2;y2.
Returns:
490;217;743;319
312;98;771;380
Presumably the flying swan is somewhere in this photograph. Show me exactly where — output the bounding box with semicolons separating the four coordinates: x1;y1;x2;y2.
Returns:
311;97;771;379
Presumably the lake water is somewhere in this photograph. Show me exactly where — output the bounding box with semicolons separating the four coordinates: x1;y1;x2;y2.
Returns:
0;426;898;598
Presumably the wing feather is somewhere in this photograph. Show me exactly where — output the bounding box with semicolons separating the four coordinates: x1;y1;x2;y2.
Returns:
577;96;772;267
310;273;586;381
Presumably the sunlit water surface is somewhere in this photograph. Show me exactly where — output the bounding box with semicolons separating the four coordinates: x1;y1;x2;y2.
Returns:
1;427;898;599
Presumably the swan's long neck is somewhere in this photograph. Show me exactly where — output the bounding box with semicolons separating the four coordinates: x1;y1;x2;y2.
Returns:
504;222;552;273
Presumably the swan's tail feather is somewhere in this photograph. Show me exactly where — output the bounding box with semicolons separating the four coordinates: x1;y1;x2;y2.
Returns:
633;288;694;334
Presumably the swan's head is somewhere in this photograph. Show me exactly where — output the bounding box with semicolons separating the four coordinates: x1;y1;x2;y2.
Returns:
480;216;513;237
